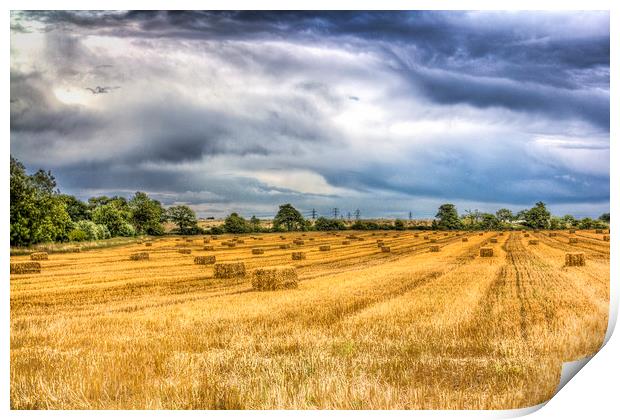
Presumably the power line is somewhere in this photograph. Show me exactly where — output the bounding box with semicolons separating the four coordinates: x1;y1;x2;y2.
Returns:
333;207;339;219
354;209;361;220
311;208;317;220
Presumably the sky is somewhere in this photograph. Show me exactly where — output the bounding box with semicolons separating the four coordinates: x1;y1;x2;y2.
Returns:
10;11;610;219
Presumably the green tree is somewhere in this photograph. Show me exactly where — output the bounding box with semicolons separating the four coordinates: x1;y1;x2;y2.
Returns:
129;192;165;235
480;213;499;230
314;217;346;231
578;217;595;229
92;203;133;237
224;212;249;234
394;219;405;230
496;208;513;223
549;216;566;230
524;201;551;229
562;214;577;227
10;156;72;245
599;213;610;223
273;203;305;231
435;204;462;230
250;215;261;231
167;205;199;234
60;194;91;222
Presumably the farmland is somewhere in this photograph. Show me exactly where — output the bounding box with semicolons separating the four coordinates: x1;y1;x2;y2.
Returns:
10;229;609;409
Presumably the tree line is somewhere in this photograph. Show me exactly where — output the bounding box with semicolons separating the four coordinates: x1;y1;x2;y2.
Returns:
10;157;610;246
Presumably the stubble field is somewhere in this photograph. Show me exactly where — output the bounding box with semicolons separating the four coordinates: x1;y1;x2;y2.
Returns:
10;229;610;409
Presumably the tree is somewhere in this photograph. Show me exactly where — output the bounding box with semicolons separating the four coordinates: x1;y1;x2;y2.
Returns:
562;214;577;227
578;217;595;230
314;217;346;231
496;208;513;223
129;192;165;235
92;203;133;237
462;209;481;228
599;213;610;223
10;156;72;245
250;215;261;231
224;212;249;234
480;213;499;230
549;216;566;230
394;219;405;230
273;204;305;231
524;201;551;229
167;205;198;234
60;194;91;222
435;204;462;230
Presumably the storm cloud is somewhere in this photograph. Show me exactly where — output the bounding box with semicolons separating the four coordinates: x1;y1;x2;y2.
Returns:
10;11;609;218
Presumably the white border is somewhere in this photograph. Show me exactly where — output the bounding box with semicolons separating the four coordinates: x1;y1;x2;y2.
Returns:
3;1;616;419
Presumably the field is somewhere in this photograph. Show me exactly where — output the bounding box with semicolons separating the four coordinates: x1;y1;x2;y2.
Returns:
10;229;610;409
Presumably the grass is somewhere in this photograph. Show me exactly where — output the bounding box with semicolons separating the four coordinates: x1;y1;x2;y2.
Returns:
10;230;609;409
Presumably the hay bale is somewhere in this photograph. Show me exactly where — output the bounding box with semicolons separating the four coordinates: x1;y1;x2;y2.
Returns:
414;234;419;238
211;235;219;240
565;253;585;267
569;238;578;244
319;245;331;251
478;233;484;236
381;246;391;253
252;248;265;255
213;262;246;278
342;241;350;245
549;232;557;237
309;238;315;241
236;239;245;244
194;255;216;265
462;238;469;242
178;248;192;254
203;238;210;244
534;229;540;233
569;229;576;234
185;239;193;243
479;247;493;257
145;242;153;247
252;266;298;291
280;244;291;249
130;252;149;261
291;252;306;260
357;237;365;241
603;235;610;241
203;245;214;251
10;262;41;274
528;240;539;245
490;238;498;243
430;239;437;243
423;235;429;240
258;237;264;241
226;242;236;248
595;229;603;234
498;232;504;236
443;233;449;236
293;239;305;245
524;233;530;237
30;252;48;261
429;245;440;252
137;240;143;244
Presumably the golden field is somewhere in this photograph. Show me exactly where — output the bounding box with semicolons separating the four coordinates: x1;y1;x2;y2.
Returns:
10;229;610;409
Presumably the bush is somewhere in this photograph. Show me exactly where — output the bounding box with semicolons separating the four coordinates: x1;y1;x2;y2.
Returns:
68;229;87;242
314;217;346;231
117;222;136;237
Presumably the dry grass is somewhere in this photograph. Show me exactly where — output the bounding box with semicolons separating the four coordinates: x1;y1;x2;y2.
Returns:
10;230;609;409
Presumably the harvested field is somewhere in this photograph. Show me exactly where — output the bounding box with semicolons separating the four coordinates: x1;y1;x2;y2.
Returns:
9;230;609;410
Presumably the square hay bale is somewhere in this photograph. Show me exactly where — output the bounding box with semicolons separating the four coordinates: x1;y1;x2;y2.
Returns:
252;248;265;255
203;245;214;251
342;241;350;245
603;235;610;241
194;255;216;265
490;238;498;243
381;246;391;253
524;233;530;237
478;233;484;236
462;237;469;242
499;232;504;236
565;253;585;267
534;229;540;233
214;262;246;278
137;240;143;244
280;236;287;240
258;237;264;240
293;239;305;245
414;234;419;238
236;239;245;244
30;252;48;261
226;242;237;248
203;238;210;244
175;238;180;241
423;235;429;240
252;266;298;291
430;239;437;243
185;239;193;243
144;242;153;247
528;240;539;245
319;245;331;251
569;229;576;234
549;233;557;237
479;247;493;257
129;252;149;261
280;244;291;249
429;245;440;252
443;233;449;236
211;235;219;240
11;262;42;274
178;248;192;254
70;247;82;253
569;238;578;244
595;229;603;234
309;238;315;241
346;235;358;240
291;251;306;260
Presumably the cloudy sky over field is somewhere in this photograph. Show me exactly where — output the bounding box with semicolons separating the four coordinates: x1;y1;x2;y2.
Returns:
10;11;609;218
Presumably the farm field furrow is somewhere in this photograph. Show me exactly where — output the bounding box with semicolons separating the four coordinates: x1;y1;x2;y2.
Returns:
10;230;609;409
